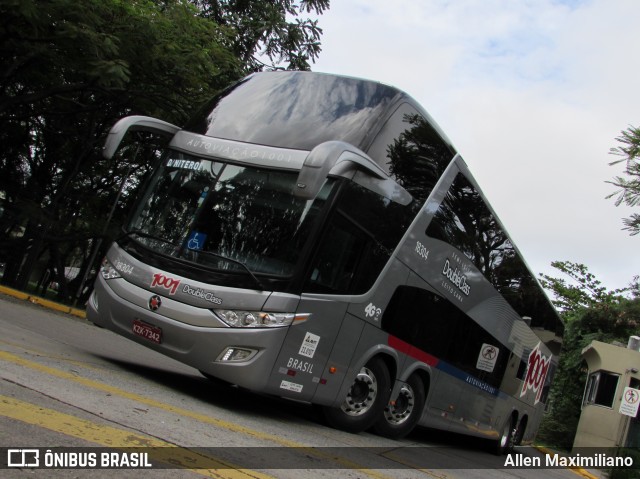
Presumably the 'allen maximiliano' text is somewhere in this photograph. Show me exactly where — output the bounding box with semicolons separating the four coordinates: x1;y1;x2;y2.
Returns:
505;453;634;468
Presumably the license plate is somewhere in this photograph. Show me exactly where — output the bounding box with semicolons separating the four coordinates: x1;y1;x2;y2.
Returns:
132;319;162;344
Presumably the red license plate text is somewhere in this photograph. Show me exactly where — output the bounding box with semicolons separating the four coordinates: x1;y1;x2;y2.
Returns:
132;319;162;344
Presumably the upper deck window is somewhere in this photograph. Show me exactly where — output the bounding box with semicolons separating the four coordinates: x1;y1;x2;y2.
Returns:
426;173;563;339
187;72;401;151
366;103;454;202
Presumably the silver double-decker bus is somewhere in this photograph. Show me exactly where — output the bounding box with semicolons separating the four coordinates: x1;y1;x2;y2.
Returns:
87;71;563;452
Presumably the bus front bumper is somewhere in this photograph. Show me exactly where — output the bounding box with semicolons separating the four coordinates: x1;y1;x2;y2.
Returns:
86;276;288;392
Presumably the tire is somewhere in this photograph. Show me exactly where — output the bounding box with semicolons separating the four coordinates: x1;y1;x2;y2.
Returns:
513;417;526;446
322;357;391;433
493;417;516;455
372;374;425;439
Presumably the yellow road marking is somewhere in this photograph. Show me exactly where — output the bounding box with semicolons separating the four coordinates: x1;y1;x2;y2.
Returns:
0;350;396;478
535;447;601;479
0;350;281;443
0;395;271;478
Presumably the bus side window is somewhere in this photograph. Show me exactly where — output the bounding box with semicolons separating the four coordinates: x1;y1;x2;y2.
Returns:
382;285;510;388
381;286;457;361
366;103;453;205
306;215;377;294
304;181;413;295
426;172;564;346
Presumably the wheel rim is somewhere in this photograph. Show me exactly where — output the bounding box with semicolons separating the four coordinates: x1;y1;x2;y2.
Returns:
384;383;415;425
341;366;378;417
500;429;509;447
499;422;513;448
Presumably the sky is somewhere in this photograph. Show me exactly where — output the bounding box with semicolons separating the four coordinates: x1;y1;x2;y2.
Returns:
306;0;639;293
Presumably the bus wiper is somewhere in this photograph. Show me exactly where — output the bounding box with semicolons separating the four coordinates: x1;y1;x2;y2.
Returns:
122;230;266;291
121;229;180;249
182;248;266;291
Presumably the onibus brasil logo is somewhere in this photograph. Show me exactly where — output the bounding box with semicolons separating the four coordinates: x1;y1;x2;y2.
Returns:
520;342;551;405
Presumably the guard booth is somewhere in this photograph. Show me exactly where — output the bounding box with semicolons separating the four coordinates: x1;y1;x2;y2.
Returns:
573;337;640;450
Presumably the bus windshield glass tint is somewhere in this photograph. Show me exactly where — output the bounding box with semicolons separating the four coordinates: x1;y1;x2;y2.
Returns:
128;151;334;277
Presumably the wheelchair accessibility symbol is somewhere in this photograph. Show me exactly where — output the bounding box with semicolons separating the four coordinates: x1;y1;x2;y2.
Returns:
186;231;207;251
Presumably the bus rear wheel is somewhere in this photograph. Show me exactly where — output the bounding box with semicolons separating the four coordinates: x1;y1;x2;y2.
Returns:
513;417;527;446
372;374;425;439
322;357;391;433
493;417;516;455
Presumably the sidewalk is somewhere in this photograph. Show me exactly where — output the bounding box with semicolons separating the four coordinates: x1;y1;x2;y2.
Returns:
0;284;86;319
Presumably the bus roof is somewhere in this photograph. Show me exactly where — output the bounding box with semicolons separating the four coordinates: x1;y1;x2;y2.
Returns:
189;71;422;152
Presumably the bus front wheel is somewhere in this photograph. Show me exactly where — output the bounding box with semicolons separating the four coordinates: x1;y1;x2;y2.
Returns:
372;374;425;439
322;357;391;433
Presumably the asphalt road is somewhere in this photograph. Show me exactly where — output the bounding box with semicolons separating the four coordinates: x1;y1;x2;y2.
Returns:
0;293;596;479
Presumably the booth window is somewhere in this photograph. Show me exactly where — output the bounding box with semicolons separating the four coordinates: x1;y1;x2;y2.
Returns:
584;371;620;408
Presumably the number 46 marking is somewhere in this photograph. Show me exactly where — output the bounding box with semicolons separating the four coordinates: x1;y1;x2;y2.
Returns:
365;303;382;321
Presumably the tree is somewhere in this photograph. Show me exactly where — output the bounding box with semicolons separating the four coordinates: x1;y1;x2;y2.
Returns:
537;262;639;450
0;0;329;300
539;261;637;312
608;125;640;235
537;125;640;451
537;298;640;449
194;0;330;71
0;0;239;293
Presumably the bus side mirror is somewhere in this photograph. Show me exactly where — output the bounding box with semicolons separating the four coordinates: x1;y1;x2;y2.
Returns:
294;141;388;199
103;116;181;160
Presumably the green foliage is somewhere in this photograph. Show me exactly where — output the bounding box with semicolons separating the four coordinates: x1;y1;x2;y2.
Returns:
195;0;330;71
537;297;640;449
609;448;640;479
0;0;239;292
1;0;236;122
537;262;640;450
535;126;640;451
0;0;328;299
540;261;638;312
607;125;640;235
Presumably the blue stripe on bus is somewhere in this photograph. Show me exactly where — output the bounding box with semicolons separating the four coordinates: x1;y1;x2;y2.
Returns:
435;361;509;399
388;335;509;399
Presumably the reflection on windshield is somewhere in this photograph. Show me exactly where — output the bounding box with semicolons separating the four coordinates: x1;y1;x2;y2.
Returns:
129;151;333;277
188;72;400;151
426;173;563;339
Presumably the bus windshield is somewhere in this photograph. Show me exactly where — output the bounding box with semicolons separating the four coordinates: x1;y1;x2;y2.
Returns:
127;150;335;282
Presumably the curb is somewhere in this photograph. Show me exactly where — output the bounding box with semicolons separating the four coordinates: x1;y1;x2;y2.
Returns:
535;446;601;479
0;285;86;319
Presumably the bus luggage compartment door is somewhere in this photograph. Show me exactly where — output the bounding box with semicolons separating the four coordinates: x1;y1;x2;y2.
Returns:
266;299;354;402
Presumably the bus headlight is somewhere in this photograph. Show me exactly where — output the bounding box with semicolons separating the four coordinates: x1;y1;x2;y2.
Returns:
213;310;309;328
100;258;122;280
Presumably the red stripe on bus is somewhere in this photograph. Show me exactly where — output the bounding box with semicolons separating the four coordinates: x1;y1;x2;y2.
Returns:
388;335;439;366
